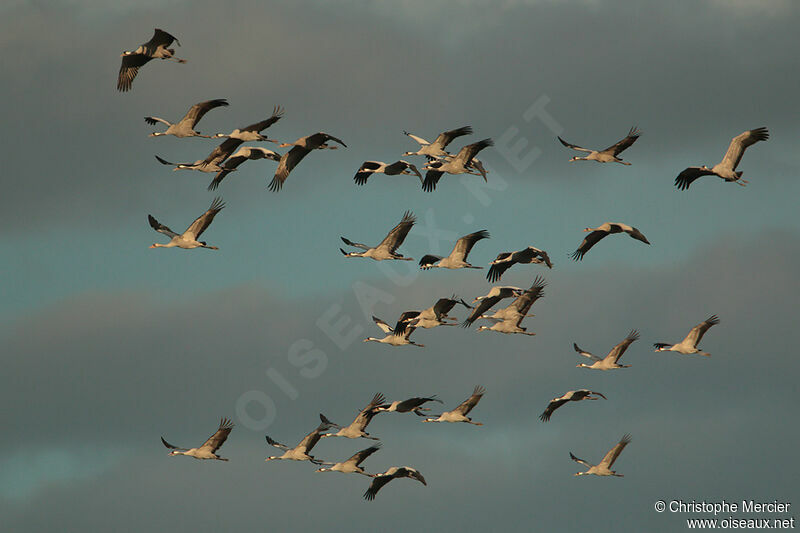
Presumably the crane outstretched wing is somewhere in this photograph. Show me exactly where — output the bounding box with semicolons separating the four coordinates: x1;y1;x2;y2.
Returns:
184;197;225;240
718;127;768;171
199;418;234;453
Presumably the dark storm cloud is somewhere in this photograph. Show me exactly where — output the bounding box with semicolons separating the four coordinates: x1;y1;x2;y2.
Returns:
2;229;798;531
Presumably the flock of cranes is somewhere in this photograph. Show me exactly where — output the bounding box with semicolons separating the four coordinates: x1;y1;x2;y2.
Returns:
161;390;482;499
121;27;753;498
121;29;770;195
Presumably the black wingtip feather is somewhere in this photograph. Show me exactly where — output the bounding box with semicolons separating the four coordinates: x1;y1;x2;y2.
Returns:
268;176;282;192
486;265;500;283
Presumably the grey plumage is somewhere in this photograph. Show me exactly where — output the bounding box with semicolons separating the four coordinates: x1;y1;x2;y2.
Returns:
160;417;233;461
539;389;606;422
487;246;552;282
118;29;185;92
654;315;720;356
574;329;639;370
571;434;631;477
571;222;650;261
363;466;427;501
558;126;640;164
145;99;228;138
340;211;416;261
675;128;768;190
419;230;490;270
269;132;346;192
208;146;281;190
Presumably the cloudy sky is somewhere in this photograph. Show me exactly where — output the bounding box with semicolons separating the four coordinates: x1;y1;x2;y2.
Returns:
2;0;798;531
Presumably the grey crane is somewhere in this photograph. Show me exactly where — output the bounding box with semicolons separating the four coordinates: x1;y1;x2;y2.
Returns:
654;315;719;356
320;393;385;440
422;385;485;425
155;137;244;173
461;286;525;328
118;29;186;92
571;434;631;477
145;99;228;138
212;106;284;142
476;276;546;336
268;132;346;192
392;296;472;336
364;466;427;501
315;444;381;476
574;330;639;370
571;222;650;261
363;316;424;348
376;396;443;416
354;160;422;186
477;277;546;323
403;126;473;159
539;389;607;422
207;146;281;191
419;230;490;270
487;246;552;282
675;127;769;189
421;138;494;192
558;127;641;164
160;417;233;461
340;211;416;261
148;197;224;250
421;156;489;192
154;155;222;173
264;419;332;464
